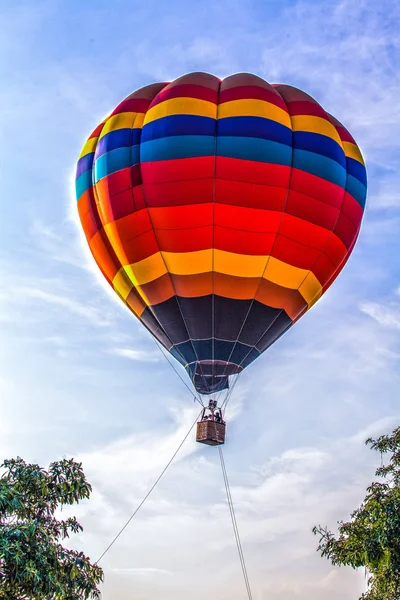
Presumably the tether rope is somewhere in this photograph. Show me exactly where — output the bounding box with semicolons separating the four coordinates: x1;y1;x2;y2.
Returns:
209;416;253;600
218;444;253;600
96;408;203;564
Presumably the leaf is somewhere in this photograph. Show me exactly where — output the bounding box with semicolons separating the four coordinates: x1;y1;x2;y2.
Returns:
0;456;103;599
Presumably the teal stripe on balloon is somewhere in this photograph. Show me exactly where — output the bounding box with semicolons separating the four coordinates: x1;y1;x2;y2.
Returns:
346;174;367;209
140;135;215;162
293;149;347;188
217;136;292;165
94;147;132;182
75;169;93;200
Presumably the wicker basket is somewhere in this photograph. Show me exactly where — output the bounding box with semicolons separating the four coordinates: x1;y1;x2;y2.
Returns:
196;420;226;446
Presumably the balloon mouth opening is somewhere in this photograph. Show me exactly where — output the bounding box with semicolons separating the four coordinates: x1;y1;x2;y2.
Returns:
195;360;243;377
188;360;243;395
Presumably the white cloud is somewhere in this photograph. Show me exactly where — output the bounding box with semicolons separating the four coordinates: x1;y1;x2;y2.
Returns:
350;415;400;443
2;1;399;599
61;415;387;600
111;347;161;363
30;219;90;271
23;288;113;327
259;0;400;166
361;299;400;330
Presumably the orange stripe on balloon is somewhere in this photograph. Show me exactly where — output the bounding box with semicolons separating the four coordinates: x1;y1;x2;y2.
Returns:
89;229;121;284
138;271;307;321
256;279;307;321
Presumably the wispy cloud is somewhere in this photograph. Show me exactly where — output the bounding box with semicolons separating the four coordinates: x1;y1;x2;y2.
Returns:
1;1;399;599
259;0;400;168
361;289;400;330
67;417;386;600
22;288;113;327
111;347;161;363
30;219;90;271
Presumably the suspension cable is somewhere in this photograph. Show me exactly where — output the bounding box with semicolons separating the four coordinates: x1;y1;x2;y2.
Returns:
220;371;242;416
218;445;253;600
96;408;203;564
151;337;204;407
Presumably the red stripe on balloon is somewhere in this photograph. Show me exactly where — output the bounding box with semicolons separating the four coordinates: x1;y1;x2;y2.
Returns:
285;189;340;231
219;85;287;110
143;179;214;207
215;178;287;211
290;168;344;208
216;156;291;186
285;100;328;118
148;84;219;108
141;157;215;183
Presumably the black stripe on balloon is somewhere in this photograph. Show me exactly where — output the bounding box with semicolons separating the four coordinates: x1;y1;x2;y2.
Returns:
141;296;292;345
140;296;292;394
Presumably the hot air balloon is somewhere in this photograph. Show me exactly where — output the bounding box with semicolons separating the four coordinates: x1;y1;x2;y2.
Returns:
75;72;366;442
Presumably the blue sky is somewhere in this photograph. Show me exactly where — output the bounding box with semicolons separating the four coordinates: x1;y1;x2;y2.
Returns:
1;0;400;598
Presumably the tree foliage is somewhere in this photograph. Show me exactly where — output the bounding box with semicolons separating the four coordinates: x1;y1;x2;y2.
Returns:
0;457;103;599
313;426;400;600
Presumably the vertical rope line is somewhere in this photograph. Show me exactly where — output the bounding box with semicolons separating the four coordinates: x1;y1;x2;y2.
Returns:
217;442;253;600
208;416;252;599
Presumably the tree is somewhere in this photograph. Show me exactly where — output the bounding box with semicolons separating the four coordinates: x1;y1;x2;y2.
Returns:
0;457;103;599
313;426;400;600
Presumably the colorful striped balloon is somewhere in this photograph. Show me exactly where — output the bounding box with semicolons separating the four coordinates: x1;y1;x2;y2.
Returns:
76;72;367;395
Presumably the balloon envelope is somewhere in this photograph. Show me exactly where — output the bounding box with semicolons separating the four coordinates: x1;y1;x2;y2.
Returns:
76;72;367;395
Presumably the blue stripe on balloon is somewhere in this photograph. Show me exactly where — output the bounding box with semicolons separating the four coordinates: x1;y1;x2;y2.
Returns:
346;174;367;209
346;157;367;187
217;136;292;165
76;153;94;178
130;145;140;166
140;135;215;162
293;149;347;188
141;115;216;142
293;131;346;168
75;169;93;199
173;341;197;364
218;116;292;146
141;135;293;165
169;346;187;366
94;147;132;182
174;338;254;366
224;341;255;365
95;128;142;158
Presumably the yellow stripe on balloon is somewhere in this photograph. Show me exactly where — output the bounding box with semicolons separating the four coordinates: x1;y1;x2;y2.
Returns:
214;250;266;278
264;256;321;304
113;269;135;301
79;136;99;159
115;249;323;307
300;273;322;307
264;256;305;288
163;249;213;275
99;112;144;138
127;253;167;285
112;267;151;307
218;99;291;129
291;115;342;146
112;282;147;318
144;98;218;124
343;141;365;165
